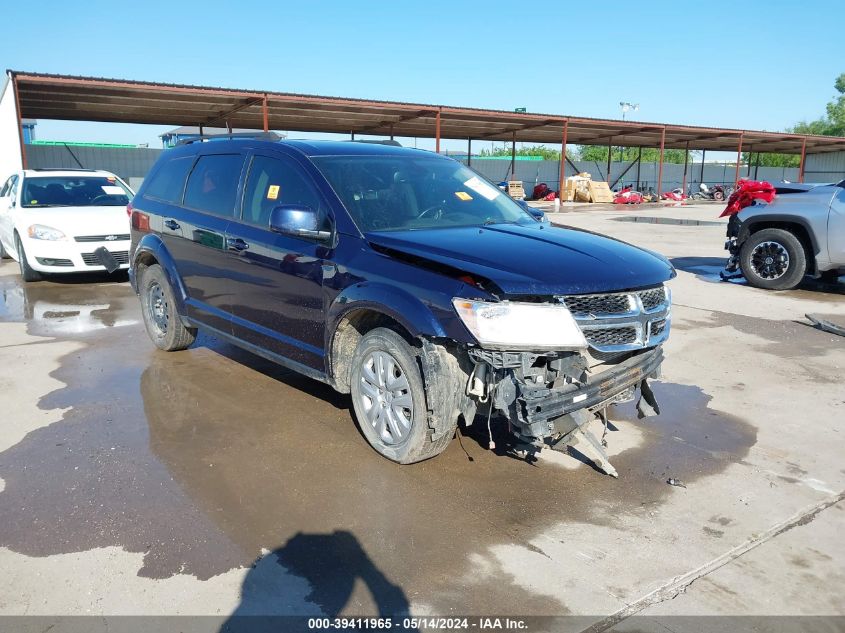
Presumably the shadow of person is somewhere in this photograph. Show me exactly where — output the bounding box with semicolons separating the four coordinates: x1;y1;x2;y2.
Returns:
222;531;414;633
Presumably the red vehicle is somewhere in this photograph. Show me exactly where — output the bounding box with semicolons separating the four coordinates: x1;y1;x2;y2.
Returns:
661;188;687;202
613;187;644;204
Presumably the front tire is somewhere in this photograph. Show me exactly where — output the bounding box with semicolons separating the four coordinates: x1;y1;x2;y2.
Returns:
139;264;196;351
15;234;42;282
739;228;807;290
350;327;453;464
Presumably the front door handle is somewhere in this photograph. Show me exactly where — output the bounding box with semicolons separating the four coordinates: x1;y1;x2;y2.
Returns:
164;219;180;230
227;237;250;252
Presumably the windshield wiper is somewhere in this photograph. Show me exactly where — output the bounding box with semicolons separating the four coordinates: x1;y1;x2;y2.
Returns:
482;219;521;226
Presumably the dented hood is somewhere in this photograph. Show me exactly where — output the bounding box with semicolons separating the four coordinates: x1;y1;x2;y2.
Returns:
366;223;675;295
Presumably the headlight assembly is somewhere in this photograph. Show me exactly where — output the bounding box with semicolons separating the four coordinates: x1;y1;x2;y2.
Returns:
27;224;67;241
452;298;587;350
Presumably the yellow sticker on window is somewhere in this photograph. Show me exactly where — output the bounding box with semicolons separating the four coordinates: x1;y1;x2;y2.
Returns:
267;185;280;200
455;191;473;201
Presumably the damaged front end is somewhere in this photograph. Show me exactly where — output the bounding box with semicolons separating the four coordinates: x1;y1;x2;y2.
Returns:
721;213;743;279
458;285;671;476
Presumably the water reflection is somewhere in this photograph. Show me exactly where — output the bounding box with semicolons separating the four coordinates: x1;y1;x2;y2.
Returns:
0;270;138;335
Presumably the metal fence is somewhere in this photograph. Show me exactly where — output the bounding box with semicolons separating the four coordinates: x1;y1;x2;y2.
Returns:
25;143;829;197
26;144;163;191
803;151;845;183
459;158;801;195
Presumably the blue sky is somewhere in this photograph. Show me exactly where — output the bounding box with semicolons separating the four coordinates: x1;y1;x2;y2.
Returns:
0;0;839;152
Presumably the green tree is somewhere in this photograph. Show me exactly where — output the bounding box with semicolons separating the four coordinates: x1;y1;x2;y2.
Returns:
825;72;845;136
479;144;561;160
577;145;694;164
742;152;799;168
787;72;845;137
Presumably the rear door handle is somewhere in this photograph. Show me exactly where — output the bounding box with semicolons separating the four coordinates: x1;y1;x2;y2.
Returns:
164;219;180;230
226;237;250;252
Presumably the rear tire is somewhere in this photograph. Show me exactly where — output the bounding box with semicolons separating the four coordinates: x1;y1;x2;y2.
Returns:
139;263;196;351
739;228;806;290
0;236;9;259
350;327;454;464
15;234;42;282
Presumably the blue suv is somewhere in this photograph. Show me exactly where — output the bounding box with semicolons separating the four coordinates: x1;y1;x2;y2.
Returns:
129;135;674;473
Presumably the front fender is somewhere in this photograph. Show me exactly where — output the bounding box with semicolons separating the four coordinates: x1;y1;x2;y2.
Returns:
131;234;189;317
327;282;462;342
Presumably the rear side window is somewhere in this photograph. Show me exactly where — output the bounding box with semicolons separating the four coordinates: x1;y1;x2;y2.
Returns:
242;155;322;227
183;154;244;217
143;155;194;204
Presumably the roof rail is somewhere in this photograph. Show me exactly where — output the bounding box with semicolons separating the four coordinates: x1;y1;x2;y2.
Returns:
176;131;281;146
29;167;99;172
350;139;402;147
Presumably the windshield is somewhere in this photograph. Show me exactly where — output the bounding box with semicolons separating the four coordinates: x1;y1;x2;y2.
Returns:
312;155;534;232
21;176;132;208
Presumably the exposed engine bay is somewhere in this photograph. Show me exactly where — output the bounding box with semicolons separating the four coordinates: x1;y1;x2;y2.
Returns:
456;285;671;477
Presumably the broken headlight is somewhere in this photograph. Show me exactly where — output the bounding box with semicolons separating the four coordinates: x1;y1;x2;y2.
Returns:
452;299;588;351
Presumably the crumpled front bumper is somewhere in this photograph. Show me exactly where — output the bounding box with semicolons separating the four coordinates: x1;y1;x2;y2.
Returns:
510;346;664;477
522;346;663;430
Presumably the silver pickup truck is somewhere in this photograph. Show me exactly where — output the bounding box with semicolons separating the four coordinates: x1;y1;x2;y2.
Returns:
724;181;845;290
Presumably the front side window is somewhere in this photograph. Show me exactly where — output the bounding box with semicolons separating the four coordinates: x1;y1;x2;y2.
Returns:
242;155;323;227
20;176;131;208
311;155;534;232
183;154;244;216
0;175;16;198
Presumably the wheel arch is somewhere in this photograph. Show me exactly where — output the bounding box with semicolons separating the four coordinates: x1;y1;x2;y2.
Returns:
740;217;818;274
326;284;454;393
131;234;189;316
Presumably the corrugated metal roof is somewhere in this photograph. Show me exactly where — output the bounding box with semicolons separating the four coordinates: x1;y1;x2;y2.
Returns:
9;70;845;154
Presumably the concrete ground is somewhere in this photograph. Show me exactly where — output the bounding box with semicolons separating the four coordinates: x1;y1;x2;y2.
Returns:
0;202;843;631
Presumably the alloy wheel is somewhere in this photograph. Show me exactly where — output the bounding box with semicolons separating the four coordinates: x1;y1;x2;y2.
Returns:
357;350;414;445
147;281;170;335
750;241;790;280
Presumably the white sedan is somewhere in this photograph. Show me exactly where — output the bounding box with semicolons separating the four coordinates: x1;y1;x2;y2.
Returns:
0;168;134;281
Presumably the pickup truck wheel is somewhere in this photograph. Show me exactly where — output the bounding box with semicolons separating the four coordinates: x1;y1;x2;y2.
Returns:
350;327;449;464
15;234;42;282
139;264;196;351
739;228;806;290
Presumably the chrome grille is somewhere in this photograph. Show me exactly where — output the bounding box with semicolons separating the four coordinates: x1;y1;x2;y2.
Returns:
81;251;129;266
74;234;130;243
640;286;667;311
563;293;632;316
558;284;671;353
584;327;638;347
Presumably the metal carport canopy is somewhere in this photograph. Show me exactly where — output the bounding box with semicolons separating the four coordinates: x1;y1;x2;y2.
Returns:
10;69;845;154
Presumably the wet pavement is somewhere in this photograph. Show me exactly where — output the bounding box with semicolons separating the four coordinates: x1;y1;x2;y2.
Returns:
1;205;844;622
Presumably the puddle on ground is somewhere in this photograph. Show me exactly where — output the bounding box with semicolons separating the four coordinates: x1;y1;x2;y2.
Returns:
0;269;758;614
668;257;845;297
612;216;725;226
0;271;137;336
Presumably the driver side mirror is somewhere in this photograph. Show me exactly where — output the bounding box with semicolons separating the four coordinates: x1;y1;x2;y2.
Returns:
269;204;331;241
